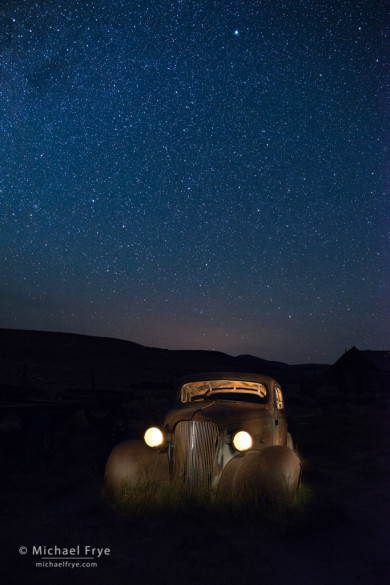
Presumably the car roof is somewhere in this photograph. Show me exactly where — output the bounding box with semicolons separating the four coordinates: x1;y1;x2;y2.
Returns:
177;371;279;388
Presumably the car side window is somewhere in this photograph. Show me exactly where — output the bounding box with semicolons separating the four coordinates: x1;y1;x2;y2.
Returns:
274;385;284;410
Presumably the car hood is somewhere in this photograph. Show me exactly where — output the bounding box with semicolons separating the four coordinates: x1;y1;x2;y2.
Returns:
164;400;271;431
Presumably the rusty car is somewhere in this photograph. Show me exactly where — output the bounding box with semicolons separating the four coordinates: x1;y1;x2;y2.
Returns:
105;372;302;500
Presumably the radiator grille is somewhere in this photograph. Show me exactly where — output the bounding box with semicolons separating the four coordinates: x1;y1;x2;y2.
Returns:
174;421;219;492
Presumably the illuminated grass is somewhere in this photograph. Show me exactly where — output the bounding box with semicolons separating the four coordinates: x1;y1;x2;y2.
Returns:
103;475;316;531
105;475;211;517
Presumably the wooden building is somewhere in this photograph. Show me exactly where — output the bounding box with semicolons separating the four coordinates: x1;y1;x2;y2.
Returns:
313;347;390;405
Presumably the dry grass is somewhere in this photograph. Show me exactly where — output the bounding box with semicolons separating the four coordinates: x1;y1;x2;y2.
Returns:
103;472;319;534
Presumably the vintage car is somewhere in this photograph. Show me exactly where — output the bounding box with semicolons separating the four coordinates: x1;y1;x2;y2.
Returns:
105;372;302;500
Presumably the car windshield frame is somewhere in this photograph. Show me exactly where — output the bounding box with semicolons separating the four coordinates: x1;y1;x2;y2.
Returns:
179;379;268;404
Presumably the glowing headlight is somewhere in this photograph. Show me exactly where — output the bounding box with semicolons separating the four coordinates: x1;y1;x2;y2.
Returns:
233;430;253;451
144;427;164;448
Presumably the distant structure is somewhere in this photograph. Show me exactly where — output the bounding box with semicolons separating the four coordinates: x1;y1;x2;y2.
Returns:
314;346;390;404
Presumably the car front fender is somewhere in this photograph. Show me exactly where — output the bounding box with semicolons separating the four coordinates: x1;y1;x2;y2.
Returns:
104;439;169;496
217;445;302;500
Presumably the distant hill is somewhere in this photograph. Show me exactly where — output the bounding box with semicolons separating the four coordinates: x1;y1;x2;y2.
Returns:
0;329;330;397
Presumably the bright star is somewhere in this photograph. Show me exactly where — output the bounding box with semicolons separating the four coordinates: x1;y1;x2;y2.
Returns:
234;29;240;36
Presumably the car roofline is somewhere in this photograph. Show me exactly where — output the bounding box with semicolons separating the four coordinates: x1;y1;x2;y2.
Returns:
176;371;279;391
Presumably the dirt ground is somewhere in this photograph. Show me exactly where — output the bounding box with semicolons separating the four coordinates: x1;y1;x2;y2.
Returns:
1;406;389;585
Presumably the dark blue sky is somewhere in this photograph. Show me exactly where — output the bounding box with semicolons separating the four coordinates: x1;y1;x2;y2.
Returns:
1;0;388;363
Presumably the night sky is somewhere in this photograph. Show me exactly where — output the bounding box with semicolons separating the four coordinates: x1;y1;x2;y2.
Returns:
1;0;388;363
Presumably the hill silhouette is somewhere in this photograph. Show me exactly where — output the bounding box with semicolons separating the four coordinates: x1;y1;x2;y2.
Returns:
0;328;329;397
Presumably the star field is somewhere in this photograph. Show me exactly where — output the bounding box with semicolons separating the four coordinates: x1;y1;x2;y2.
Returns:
1;0;388;363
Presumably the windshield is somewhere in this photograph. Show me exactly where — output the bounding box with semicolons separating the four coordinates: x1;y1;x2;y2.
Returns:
203;392;266;404
180;379;268;404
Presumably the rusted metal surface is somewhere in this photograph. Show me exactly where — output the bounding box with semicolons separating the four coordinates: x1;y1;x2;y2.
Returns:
104;439;169;496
